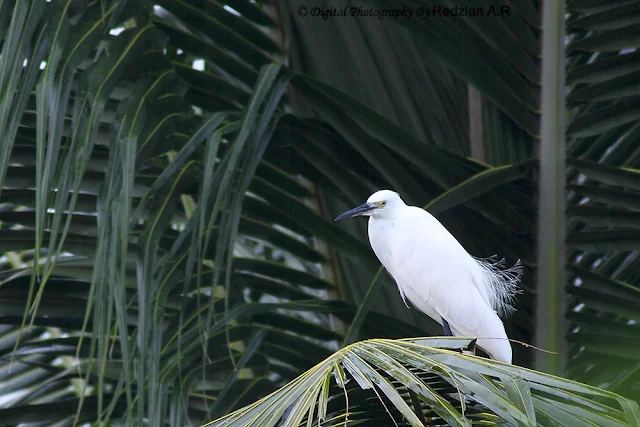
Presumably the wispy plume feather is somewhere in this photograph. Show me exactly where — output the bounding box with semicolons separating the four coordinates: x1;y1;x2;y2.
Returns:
473;255;523;317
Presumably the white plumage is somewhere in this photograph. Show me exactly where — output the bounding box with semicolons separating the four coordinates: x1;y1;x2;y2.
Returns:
335;190;522;364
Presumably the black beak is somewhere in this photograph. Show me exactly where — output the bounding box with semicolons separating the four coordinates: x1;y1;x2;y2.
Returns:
334;203;376;221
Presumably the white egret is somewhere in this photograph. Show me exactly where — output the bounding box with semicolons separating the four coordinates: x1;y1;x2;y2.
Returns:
335;190;522;364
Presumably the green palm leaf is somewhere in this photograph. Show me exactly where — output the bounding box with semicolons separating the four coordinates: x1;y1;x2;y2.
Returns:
206;338;639;427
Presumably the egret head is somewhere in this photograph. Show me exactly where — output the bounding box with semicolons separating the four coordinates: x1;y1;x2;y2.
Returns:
334;190;405;221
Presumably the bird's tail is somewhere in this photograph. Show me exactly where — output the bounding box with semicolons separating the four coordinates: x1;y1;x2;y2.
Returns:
477;336;513;364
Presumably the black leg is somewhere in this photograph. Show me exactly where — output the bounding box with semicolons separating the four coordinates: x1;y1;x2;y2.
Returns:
442;317;453;336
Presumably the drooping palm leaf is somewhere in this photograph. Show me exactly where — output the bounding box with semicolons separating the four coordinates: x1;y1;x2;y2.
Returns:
563;3;640;400
206;338;639;427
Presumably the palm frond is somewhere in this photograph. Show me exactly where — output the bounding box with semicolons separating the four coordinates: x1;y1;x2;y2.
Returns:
207;338;639;427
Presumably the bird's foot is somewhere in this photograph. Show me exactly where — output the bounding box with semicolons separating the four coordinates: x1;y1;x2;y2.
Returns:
442;317;453;336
